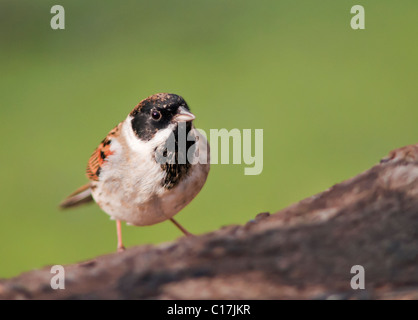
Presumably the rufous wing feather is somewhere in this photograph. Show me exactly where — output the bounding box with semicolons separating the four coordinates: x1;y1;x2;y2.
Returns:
61;124;120;209
86;125;119;181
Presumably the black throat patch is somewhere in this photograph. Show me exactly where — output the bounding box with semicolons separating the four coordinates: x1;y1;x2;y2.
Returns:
159;122;196;189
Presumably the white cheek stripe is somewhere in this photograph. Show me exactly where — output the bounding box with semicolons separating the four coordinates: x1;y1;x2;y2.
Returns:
122;116;150;153
122;116;178;153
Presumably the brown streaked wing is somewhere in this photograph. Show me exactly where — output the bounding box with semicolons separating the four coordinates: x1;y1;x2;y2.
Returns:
86;124;121;181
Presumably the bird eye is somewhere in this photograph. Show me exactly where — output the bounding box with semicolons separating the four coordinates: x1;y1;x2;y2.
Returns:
151;110;162;121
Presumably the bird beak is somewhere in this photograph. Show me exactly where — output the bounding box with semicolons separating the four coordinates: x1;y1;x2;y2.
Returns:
174;106;195;122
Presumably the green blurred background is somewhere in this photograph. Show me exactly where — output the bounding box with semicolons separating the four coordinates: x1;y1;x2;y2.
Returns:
1;0;417;278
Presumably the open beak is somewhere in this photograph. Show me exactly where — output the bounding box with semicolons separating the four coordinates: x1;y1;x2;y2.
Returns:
174;106;195;122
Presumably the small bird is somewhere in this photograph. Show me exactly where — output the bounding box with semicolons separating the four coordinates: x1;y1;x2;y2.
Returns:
60;93;210;251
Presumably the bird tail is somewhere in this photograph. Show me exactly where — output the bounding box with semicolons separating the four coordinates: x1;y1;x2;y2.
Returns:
60;183;94;209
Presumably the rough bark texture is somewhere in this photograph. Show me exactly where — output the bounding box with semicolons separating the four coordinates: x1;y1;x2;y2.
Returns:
1;144;418;300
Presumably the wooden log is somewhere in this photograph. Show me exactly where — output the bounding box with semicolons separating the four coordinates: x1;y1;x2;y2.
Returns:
1;144;418;300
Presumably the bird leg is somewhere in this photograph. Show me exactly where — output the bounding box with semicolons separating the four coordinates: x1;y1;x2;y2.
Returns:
116;220;126;252
170;218;193;237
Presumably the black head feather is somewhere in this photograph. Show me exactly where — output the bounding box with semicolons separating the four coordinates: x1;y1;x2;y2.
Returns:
130;93;191;141
130;93;196;189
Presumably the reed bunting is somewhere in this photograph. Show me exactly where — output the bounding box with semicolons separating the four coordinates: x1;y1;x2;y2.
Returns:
60;93;210;251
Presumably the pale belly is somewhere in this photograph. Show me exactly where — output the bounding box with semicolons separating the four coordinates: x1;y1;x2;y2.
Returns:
92;161;209;226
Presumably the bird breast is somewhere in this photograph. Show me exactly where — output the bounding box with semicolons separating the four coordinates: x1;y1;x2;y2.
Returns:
91;120;210;226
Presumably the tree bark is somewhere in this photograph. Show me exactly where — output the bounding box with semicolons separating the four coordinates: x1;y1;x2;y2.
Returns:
1;144;418;300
